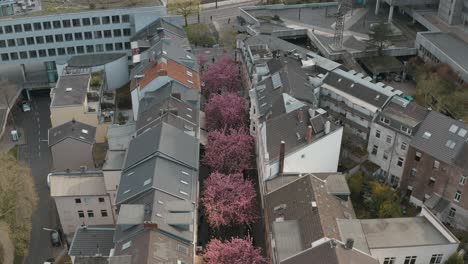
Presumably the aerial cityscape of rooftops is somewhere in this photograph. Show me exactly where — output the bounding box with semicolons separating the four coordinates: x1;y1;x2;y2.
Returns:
0;0;467;263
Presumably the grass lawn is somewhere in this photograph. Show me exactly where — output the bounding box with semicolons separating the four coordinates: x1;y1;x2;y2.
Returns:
8;145;18;159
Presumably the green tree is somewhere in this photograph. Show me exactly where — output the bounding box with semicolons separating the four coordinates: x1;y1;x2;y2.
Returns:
348;172;364;201
185;24;216;47
167;0;200;26
368;20;393;55
219;28;237;49
370;181;396;208
378;200;401;218
444;253;463;264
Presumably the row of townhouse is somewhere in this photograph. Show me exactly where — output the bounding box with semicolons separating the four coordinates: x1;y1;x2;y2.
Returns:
46;17;202;264
239;33;462;264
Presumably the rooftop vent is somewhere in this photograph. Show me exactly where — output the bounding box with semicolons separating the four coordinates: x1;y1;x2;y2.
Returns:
65;88;73;92
345;238;354;249
422;131;432;139
311;201;317;207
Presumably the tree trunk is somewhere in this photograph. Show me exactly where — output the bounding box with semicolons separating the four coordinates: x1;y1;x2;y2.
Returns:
184;15;188;26
216;0;218;8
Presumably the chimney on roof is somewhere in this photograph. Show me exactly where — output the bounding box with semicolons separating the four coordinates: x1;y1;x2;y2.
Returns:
172;93;181;100
297;109;304;123
278;141;285;177
143;221;158;229
325;121;331;134
345;238;354;250
306;125;313;143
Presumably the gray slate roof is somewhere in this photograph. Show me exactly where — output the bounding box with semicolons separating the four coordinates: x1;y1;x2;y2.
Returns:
410;111;468;165
124;122;199;170
69;227;115;257
48;120;96;147
51;72;90;107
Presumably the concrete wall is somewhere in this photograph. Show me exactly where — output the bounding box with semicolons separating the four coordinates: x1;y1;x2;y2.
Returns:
438;0;464;25
51;139;95;171
54;194;114;235
103;170;121;206
369;243;458;264
102;55;129;90
0;6;166;64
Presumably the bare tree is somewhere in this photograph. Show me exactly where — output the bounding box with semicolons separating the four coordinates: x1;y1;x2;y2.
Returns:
167;0;201;26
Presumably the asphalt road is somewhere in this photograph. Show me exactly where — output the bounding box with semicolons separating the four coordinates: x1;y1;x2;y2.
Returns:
14;92;61;263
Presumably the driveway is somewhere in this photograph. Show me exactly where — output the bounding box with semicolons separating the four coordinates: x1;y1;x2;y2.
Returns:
12;92;62;263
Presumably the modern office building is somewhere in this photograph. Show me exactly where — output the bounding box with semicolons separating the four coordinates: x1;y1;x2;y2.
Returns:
0;5;167;83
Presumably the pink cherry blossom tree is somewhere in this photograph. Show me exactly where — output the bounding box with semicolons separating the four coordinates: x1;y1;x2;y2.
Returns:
201;172;257;227
203;236;265;264
205;92;247;131
201;55;240;98
203;128;253;174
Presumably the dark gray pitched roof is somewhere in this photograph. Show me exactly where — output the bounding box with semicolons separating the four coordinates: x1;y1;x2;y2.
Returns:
74;257;109;264
281;239;379;264
69;227;115;257
124;122;199;170
410;111;468;165
48;120;96;147
131;18;187;43
322;71;389;108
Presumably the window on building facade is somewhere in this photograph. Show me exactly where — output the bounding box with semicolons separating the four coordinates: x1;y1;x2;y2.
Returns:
102;16;110;24
101;210;108;217
86;45;94;53
104;30;112;38
75;198;81;204
433;160;440;169
448;207;456;218
99;197;105;203
96;44;104;52
386;135;392;144
19;51;27;59
13;24;22;33
397;157;404;167
372;145;378;155
454;191;461;202
35;36;44;44
112;15;120;23
0;53;8;61
57;48;65;55
62;19;71;28
123;28;131;36
0;40;5;48
410;168;417;177
55;34;63;42
45;35;54;43
72;18;81;27
115;42;123;50
430;254;443;264
106;43;114;51
74;32;83;41
94;31;102;39
460;175;466;186
33;22;41;30
48;49;56;56
65;33;73;41
76;46;84;54
113;29;121;37
415;152;422;161
404;256;417;264
380;116;390;125
124;42;131;49
84;32;92;40
16;38;25;46
23;23;32;31
43;21;52;30
4;25;12;33
375;130;381;138
122;15;130;23
26;37;34;45
78;210;84;218
7;39;15;47
53;20;61;29
383;257;396;264
67;47;75;55
82;18;91;26
87;210;94;217
92;17;101;25
29;50;37;58
10;52;18;60
383;151;389;160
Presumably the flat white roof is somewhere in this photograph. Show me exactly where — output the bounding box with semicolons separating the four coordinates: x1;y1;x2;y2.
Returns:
50;175;107;197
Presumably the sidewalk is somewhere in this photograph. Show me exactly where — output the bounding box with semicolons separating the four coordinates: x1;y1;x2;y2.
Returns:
0;124;26;155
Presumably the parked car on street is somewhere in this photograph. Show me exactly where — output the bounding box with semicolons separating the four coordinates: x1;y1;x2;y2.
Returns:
21;101;31;112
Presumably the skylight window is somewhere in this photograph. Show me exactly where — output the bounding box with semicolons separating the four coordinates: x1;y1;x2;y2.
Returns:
123;189;131;194
121;241;132;250
143;179;151;186
422;132;432;139
449;124;459;133
81;129;88;134
180;190;188;196
445;140;456;149
181;171;189;176
458;128;467;137
186;54;191;59
180;180;189;185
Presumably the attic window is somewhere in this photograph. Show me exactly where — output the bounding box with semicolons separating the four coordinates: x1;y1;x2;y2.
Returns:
121;241;132;250
162;50;167;55
127;171;135;177
422;132;432;139
180;180;189;185
186;71;193;77
187;80;194;84
445;140;456;149
156;213;163;218
449;124;459;133
186;114;192;118
123;189;131;194
186;54;192;59
181;171;190;176
65;87;73;92
180;190;189;196
350;83;355;88
458;128;467;137
158;200;164;204
311;201;317;207
337;78;342;82
143;179;151;186
81;129;88;134
296;132;301;140
187;107;193;112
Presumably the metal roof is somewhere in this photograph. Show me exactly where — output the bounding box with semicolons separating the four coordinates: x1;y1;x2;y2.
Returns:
69;227;115;257
68;53;127;67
